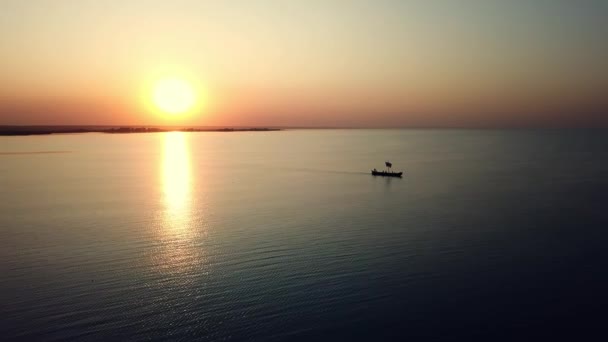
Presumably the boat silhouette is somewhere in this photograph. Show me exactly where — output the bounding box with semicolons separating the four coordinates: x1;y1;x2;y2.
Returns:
371;161;403;177
371;169;403;177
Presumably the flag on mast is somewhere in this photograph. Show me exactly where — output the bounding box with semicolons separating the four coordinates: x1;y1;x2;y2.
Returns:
385;161;392;168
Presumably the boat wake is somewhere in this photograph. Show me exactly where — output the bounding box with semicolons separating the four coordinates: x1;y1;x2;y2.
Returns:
279;167;368;175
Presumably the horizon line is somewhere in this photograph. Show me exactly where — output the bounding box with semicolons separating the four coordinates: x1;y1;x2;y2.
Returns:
2;124;608;130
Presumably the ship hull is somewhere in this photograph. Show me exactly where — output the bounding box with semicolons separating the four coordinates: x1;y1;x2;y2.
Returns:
371;170;403;177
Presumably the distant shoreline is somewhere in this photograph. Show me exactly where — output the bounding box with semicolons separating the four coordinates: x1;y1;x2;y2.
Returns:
1;126;605;136
0;126;282;136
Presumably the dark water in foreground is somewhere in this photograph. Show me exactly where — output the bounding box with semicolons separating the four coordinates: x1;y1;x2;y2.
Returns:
1;129;607;341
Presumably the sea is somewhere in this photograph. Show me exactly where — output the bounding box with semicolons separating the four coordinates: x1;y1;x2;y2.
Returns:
1;129;607;341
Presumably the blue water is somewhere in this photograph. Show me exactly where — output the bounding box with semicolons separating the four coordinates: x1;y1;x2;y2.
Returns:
1;129;607;340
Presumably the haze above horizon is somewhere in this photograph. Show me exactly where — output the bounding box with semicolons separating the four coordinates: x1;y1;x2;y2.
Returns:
1;0;607;128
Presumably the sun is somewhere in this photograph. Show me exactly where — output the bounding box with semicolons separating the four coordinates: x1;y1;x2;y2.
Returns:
152;78;196;115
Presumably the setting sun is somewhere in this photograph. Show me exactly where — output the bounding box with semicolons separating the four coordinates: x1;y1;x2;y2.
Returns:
152;78;196;115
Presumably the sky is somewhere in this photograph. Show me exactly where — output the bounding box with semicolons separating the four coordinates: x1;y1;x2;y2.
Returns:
0;0;607;127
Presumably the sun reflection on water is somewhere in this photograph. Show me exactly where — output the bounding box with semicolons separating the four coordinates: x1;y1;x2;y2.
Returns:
153;132;209;281
162;131;192;224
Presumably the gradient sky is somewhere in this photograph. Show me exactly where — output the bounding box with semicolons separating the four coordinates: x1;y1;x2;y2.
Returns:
1;0;607;127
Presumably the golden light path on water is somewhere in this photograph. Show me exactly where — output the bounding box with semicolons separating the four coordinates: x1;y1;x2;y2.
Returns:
162;131;192;223
154;131;208;281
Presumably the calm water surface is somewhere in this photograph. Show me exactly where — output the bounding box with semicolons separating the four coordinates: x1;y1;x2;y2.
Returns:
1;130;607;340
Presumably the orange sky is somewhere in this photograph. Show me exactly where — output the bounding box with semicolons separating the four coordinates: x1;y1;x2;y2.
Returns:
1;0;607;127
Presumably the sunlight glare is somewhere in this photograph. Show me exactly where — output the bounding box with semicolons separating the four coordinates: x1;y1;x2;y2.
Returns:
162;131;192;220
153;78;196;115
154;131;209;281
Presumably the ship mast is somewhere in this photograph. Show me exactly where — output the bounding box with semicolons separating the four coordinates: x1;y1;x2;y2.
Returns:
385;161;392;172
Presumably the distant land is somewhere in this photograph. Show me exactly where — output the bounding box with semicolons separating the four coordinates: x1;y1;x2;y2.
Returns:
0;126;282;136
